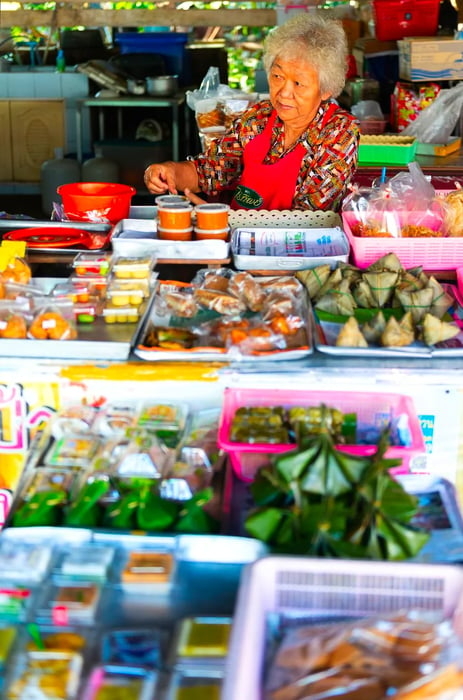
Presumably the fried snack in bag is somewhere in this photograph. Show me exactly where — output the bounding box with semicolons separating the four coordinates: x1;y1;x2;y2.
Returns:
265;611;463;700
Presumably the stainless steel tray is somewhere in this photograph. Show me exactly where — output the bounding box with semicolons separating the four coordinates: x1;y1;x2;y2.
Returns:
133;279;313;364
313;284;463;359
0;277;154;361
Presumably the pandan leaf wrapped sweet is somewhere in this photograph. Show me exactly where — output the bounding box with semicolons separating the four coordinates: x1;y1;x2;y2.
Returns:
399;310;415;336
381;316;414;347
422;313;460;346
353;279;377;309
363;271;399;307
335;316;368;347
315;278;357;316
338;263;362;286
362;311;387;343
296;264;331;300
312;268;343;303
395;287;434;324
396;272;425;293
366;253;403;274
426;276;454;319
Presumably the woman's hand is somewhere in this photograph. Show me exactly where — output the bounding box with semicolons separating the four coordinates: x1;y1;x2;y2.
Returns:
144;162;177;195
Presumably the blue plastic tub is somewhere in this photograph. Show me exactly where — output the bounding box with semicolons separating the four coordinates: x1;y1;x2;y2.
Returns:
115;32;190;82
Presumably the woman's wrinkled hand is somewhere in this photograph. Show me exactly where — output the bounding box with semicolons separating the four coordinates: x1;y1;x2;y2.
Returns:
144;162;177;195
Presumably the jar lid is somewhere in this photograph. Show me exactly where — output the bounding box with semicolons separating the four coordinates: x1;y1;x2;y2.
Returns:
194;203;230;213
157;203;193;213
155;195;189;206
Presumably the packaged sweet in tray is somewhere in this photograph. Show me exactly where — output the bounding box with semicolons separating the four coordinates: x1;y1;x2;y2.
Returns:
92;403;138;438
0;624;17;671
166;668;223;700
119;549;176;594
101;627;164;667
0;539;53;583
44;434;102;468
82;664;158;700
173;616;232;666
50;404;98;440
57;544;116;581
37;581;102;625
6;650;83;699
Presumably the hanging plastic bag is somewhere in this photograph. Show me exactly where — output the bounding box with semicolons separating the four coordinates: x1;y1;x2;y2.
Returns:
401;82;463;144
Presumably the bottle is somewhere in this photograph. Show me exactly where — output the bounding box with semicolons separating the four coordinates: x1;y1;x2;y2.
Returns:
82;146;119;183
40;147;81;217
56;49;66;73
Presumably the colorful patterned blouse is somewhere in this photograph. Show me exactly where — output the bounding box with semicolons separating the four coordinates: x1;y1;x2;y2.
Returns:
192;99;360;211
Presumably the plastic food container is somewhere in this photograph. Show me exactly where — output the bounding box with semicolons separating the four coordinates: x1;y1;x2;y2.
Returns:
173;616;232;667
111;254;157;280
6;650;83;699
222;557;463;700
155;194;189;207
103;305;141;324
82;665;158;700
72;252;111;277
57;182;136;225
342;212;463;270
101;628;164;666
158;225;193;241
194;203;229;230
194;227;229;241
217;387;426;481
37;581;102;625
157;203;193;230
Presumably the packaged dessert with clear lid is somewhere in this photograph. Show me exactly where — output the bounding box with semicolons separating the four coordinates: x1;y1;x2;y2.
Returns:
111;253;157;280
102;304;141;324
69;273;108;299
135;401;189;448
101;627;165;667
72;251;111;278
56;544;116;582
44;433;102;468
6;649;83;699
105;281;146;308
50;404;98;439
81;664;158;700
172;616;232;668
92;402;138;438
0;539;53;583
11;467;82;528
166;668;223;700
118;546;176;595
36;581;102;625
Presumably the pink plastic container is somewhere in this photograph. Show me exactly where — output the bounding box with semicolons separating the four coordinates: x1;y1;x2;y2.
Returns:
217;387;426;481
342;207;463;271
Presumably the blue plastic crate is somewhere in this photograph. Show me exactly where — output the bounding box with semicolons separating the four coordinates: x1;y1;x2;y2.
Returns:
115;32;190;82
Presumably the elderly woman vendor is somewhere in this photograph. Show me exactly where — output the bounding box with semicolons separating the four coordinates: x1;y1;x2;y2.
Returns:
144;13;359;211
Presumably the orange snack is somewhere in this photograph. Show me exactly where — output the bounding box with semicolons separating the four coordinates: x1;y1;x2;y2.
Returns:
0;257;31;285
0;314;27;339
121;551;173;584
28;311;77;340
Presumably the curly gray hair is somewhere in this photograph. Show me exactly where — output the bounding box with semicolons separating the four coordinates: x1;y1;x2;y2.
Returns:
262;13;348;98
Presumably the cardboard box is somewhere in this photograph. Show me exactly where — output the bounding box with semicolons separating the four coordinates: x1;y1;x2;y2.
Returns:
399;38;463;81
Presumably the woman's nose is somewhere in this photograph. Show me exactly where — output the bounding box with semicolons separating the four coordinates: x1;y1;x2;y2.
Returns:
279;80;294;97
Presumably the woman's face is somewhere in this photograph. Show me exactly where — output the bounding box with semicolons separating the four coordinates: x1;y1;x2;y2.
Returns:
268;55;331;131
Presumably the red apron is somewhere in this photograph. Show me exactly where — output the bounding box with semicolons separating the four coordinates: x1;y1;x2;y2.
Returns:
230;105;337;210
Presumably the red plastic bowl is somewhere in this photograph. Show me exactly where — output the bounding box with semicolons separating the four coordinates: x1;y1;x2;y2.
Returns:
57;182;136;225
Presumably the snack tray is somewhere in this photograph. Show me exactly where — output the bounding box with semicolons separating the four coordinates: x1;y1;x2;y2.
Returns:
133;284;314;363
223;556;463;700
0;219;111;254
313;283;463;358
231;226;349;271
357;135;417;166
0;277;154;361
111;218;230;260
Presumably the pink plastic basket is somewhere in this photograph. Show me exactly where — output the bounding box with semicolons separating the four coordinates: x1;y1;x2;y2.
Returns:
217;387;426;481
342;208;463;270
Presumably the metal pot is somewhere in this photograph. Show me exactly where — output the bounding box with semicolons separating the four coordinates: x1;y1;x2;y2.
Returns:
127;78;146;95
146;75;178;97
